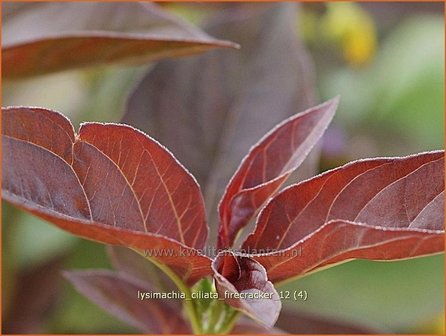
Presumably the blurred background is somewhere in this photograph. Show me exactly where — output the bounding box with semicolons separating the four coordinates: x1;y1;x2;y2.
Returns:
2;2;444;334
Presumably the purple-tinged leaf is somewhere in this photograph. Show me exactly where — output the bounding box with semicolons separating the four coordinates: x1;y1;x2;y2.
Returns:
107;246;177;294
2;2;237;78
275;309;382;334
232;309;381;334
122;3;317;238
242;151;444;283
218;98;338;249
64;270;190;334
232;318;286;334
2;106;211;285
3;255;66;333
212;251;281;327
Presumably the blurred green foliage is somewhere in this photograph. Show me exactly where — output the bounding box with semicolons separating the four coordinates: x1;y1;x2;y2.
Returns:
321;15;444;155
282;256;444;333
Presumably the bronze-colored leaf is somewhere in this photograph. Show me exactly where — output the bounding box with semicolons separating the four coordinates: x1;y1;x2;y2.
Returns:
218;98;338;249
242;151;444;283
2;2;237;78
2;106;211;285
212;251;281;327
64;270;190;333
122;3;316;237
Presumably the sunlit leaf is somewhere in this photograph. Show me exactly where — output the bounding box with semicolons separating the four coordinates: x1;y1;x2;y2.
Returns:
243;151;444;283
218;98;338;249
123;3;317;237
2;106;211;285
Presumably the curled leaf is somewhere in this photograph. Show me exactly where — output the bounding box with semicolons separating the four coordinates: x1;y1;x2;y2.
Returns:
218;97;339;249
2;2;237;78
242;151;444;283
212;251;281;327
2;106;211;285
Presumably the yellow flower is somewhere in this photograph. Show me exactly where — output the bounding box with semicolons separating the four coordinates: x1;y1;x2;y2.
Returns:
321;3;377;66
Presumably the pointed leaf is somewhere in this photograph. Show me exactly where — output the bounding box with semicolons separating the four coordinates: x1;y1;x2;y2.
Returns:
122;3;317;236
2;106;211;285
217;98;338;249
2;2;237;78
64;270;190;333
212;251;281;327
242;151;444;283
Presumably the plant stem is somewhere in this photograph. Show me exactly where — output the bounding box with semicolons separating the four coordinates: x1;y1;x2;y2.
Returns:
218;310;240;334
134;249;203;334
205;299;224;333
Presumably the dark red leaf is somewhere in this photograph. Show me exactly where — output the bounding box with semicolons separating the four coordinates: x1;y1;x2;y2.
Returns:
217;98;339;250
212;251;281;327
2;107;211;285
64;270;190;334
122;3;317;239
2;2;237;78
242;151;444;283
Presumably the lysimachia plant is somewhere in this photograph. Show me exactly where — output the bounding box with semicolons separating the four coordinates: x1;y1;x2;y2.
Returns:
3;98;444;333
2;2;444;335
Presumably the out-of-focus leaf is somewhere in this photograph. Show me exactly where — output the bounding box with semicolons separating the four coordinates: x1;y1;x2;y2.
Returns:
64;270;190;334
361;3;443;30
218;98;338;249
232;317;286;334
107;246;177;294
3;255;66;333
232;309;380;334
2;2;237;78
2;107;211;285
281;256;443;330
123;3;317;236
242;151;444;283
275;309;382;334
212;251;281;327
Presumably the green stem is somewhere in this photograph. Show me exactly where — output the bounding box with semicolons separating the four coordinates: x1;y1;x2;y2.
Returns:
218;310;240;334
206;300;224;333
134;249;203;334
